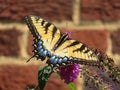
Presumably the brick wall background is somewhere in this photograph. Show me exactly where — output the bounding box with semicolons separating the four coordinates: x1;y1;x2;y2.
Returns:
0;0;120;90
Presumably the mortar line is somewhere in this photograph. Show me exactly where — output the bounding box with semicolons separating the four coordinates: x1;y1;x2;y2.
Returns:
72;0;80;25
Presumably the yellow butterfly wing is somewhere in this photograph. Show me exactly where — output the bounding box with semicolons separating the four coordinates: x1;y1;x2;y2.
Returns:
54;39;98;61
25;15;62;53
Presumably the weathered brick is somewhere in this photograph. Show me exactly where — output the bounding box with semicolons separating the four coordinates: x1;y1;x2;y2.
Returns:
0;30;20;56
45;74;71;90
81;0;120;20
111;30;120;54
28;29;108;55
0;65;71;90
0;0;73;21
28;33;34;55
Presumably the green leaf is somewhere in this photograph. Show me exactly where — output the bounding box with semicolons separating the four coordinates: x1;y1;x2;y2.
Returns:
67;83;76;90
38;66;52;90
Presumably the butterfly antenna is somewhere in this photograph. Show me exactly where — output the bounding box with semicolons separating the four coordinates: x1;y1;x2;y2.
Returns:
26;55;35;63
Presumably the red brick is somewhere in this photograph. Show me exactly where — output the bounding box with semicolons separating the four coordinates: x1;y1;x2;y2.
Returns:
0;0;73;21
0;65;71;90
0;65;38;90
111;30;120;54
111;0;120;8
28;33;34;55
45;74;71;90
81;0;101;8
0;30;20;56
81;0;120;20
28;29;108;54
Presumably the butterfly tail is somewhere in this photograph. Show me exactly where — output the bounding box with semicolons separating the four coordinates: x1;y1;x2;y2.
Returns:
26;55;35;63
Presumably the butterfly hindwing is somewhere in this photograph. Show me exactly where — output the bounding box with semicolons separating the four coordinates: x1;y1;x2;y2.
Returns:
54;39;98;61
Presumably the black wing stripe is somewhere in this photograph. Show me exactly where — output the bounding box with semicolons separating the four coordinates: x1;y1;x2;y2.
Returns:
66;41;80;48
73;44;86;52
24;16;38;38
57;34;69;47
35;16;40;21
84;49;90;53
52;26;57;39
52;34;69;51
79;44;86;52
40;19;51;34
41;20;45;26
44;22;51;33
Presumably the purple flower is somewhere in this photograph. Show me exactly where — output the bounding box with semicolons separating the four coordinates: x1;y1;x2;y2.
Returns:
58;64;80;83
65;32;71;38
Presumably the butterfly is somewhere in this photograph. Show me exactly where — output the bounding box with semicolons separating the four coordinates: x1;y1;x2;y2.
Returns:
24;15;99;67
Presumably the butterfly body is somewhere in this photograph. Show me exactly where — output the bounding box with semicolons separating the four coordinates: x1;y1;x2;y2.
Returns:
24;15;99;67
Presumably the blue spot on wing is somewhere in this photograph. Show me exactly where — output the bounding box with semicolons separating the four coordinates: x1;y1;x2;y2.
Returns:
37;36;41;39
38;41;43;46
52;58;59;64
62;56;68;62
37;49;48;60
38;49;44;55
49;55;56;63
40;50;47;57
37;46;42;51
42;50;47;56
58;58;62;64
47;51;53;57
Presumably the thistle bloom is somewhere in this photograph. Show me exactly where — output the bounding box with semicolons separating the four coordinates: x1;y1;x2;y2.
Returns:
58;64;80;83
65;32;71;38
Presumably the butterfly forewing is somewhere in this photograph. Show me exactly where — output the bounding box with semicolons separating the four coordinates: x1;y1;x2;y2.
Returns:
25;15;62;52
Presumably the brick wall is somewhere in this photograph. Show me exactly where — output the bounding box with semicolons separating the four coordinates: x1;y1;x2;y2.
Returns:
0;0;120;90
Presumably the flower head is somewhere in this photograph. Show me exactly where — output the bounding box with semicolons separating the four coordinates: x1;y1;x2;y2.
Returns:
58;64;80;83
65;32;71;38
